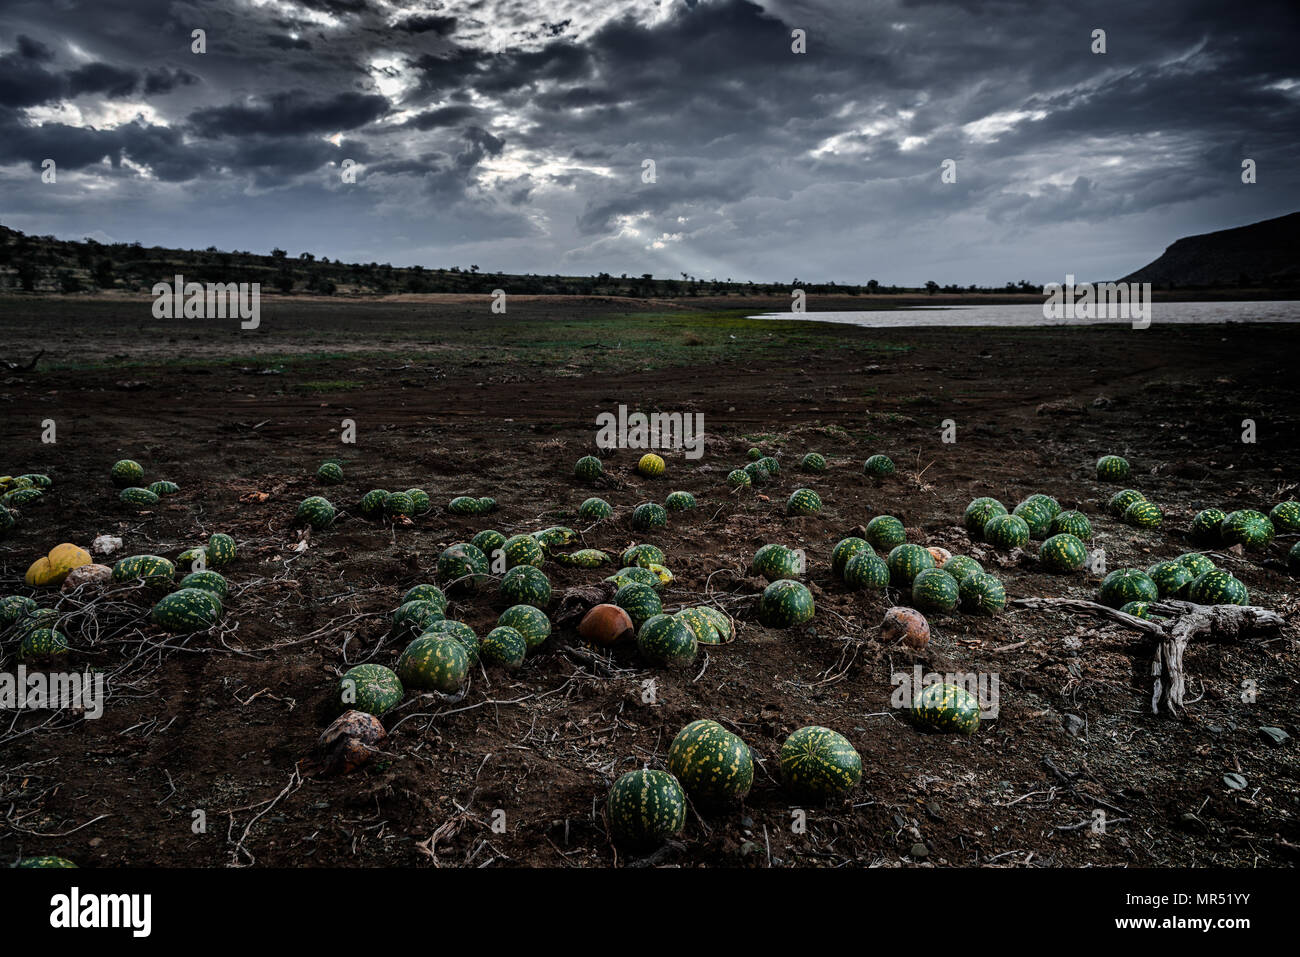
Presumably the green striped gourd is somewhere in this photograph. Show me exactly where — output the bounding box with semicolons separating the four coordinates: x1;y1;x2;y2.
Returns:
667;720;754;806
862;455;895;478
498;604;551;648
2;487;42;507
1187;570;1248;606
0;595;38;626
480;626;528;668
1099;569;1159;608
437;543;490;591
910;683;980;734
1108;488;1145;516
831;537;873;577
21;628;68;659
178;549;211;575
0;505;15;537
911;568;960;613
607;770;686;848
665;491;696;511
757;579;815;627
12;608;57;641
675;607;729;645
1050;509;1092;539
747;448;762;460
15;856;76;868
1177;553;1215;579
1012;498;1054;538
1220;510;1274;549
148;480;180;496
1119;601;1162;620
786;488;823;516
801;452;827;472
422;620;480;666
959;573;1006;615
727;469;752;489
865;515;906;550
396;635;469;692
339;663;403;715
1039;533;1087;573
477;497;497;513
636;614;698;665
111;459;144;487
614;582;662;627
359;489;389;519
18;473;52;488
1191;508;1226;543
887;543;934;587
295;495;336;529
502;534;545;568
112;554;175;586
384;492;414;518
758;456;780;475
622;544;665;568
471;529;507;557
752;544;803;581
1095;455;1130;482
843;552;890;590
1123;499;1163;528
393;599;445;636
743;462;769;486
316;462;344;484
448;495;481;516
1288;541;1300;575
120;487;159;508
1023;493;1062;519
532;526;577;550
575;455;603;481
942;555;983;585
607;566;661;590
964;497;1007;536
500;565;551;608
1268;501;1300;533
179;570;228;599
631;502;668;530
402;583;448;613
1146;560;1193;599
780;726;861;800
151;588;222;633
578;497;613;520
983;513;1030;550
553;548;611;568
406;489;431;513
208;533;237;568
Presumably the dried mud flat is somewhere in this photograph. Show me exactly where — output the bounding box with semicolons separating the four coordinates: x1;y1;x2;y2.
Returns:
0;295;1297;868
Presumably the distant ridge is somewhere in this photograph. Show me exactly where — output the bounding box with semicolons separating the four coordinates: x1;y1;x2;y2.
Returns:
1121;211;1300;288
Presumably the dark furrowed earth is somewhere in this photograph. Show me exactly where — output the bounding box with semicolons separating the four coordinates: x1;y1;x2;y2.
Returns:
1;294;1298;868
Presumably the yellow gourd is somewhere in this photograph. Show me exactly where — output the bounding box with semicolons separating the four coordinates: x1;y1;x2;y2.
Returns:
24;543;93;586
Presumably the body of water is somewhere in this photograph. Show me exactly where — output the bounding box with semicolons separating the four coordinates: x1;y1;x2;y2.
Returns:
748;300;1300;327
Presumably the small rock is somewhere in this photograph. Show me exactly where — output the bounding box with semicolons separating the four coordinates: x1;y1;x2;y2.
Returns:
1259;726;1289;746
910;842;929;858
740;816;754;829
91;534;123;556
1063;714;1085;736
1223;773;1248;790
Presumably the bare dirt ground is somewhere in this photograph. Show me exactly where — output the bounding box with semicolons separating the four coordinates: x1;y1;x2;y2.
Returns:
0;294;1297;868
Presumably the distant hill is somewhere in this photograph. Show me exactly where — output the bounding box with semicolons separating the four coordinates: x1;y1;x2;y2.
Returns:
1121;211;1300;289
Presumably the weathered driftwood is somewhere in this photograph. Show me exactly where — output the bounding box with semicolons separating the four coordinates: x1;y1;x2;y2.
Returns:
1010;597;1285;716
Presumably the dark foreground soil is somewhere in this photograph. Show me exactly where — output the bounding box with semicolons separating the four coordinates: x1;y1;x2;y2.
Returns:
0;294;1297;868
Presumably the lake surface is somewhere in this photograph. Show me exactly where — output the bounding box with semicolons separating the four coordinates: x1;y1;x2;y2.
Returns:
748;300;1300;327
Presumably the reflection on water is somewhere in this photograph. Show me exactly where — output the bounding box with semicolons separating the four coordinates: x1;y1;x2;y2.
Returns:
748;301;1300;327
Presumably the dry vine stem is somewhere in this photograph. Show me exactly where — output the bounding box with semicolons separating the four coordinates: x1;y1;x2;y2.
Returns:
1011;597;1284;715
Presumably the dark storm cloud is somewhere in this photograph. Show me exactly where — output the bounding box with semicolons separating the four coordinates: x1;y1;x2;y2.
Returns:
187;92;390;138
1;0;1298;283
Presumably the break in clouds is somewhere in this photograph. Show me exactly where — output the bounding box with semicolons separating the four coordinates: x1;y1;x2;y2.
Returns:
0;0;1297;285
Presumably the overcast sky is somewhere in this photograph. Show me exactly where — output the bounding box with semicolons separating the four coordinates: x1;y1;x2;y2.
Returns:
1;0;1297;285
